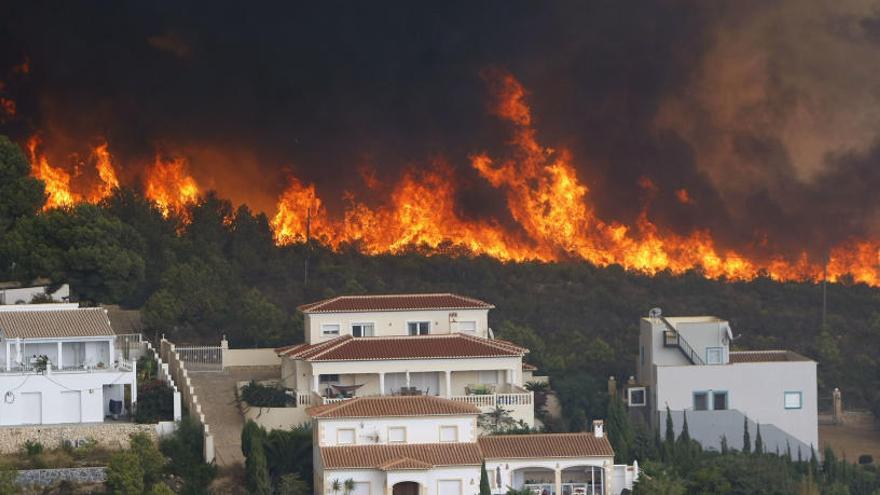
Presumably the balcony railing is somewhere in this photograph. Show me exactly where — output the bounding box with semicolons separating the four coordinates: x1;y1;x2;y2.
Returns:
449;392;533;408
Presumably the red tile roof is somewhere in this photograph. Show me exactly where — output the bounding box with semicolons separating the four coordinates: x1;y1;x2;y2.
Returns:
478;433;614;458
308;396;479;418
729;350;811;363
0;307;114;339
276;333;527;361
298;293;493;313
322;443;484;470
522;362;538;371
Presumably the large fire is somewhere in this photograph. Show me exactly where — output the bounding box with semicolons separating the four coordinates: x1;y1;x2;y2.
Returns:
17;73;880;286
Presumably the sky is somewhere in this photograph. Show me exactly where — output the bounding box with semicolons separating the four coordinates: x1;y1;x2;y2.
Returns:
2;0;880;259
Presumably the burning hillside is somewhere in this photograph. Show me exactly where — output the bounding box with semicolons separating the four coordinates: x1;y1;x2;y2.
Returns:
15;72;879;286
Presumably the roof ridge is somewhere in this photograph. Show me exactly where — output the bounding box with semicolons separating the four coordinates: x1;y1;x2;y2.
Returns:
459;333;526;353
304;335;354;359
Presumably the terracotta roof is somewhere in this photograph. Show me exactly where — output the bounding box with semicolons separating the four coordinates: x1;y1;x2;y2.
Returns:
729;350;812;363
322;443;484;470
308;396;479;418
299;293;493;313
522;362;538;371
276;333;527;361
0;307;114;339
478;433;614;459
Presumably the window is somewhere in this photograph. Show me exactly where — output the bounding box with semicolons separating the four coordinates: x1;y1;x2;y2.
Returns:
712;391;729;410
407;321;430;335
706;347;724;365
785;391;803;409
458;321;477;333
319;374;340;383
388;427;406;443
352;323;374;337
439;425;458;442
477;370;498;384
627;387;647;407
337;429;355;445
693;392;709;411
321;324;341;336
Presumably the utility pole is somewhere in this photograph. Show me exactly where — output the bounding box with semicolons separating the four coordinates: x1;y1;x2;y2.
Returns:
304;207;311;287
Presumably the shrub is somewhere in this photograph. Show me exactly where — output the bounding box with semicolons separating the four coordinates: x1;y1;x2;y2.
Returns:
22;439;43;456
148;482;176;495
136;379;174;423
240;381;292;407
241;419;265;458
858;454;873;465
160;416;216;494
106;451;145;495
245;434;271;495
130;432;165;488
0;470;16;495
277;474;310;495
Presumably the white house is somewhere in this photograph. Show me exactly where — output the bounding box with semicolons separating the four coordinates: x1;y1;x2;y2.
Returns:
309;395;636;495
276;294;536;427
632;310;818;454
0;303;137;425
0;282;70;305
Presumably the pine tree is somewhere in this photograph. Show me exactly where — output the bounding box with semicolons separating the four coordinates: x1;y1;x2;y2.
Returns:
742;416;751;454
754;423;763;454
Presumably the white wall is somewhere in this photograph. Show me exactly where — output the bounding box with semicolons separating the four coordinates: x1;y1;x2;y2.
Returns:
322;466;482;495
655;360;818;449
0;369;135;425
306;309;490;343
317;415;477;447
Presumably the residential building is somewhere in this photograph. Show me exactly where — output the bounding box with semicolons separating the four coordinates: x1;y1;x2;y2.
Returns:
276;294;536;427
310;395;636;495
0;303;137;425
0;282;70;305
632;310;818;454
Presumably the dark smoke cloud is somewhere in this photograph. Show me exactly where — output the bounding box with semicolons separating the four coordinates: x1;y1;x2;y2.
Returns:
1;1;878;260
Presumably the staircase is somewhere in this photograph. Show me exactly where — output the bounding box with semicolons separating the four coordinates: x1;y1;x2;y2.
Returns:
659;316;705;365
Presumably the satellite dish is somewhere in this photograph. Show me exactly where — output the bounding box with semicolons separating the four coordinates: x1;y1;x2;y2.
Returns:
649;308;662;318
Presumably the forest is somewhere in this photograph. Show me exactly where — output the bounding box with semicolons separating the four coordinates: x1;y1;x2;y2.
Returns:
1;135;879;428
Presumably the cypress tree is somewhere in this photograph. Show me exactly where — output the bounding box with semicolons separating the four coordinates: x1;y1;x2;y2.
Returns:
663;405;675;462
606;395;634;463
675;411;692;468
809;444;819;478
479;462;491;495
754;423;763;454
742;416;751;454
720;434;729;455
786;440;792;462
798;445;803;463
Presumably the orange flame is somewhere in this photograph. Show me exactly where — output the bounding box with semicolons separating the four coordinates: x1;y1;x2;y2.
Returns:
144;156;200;218
89;143;120;202
28;136;80;209
270;71;880;286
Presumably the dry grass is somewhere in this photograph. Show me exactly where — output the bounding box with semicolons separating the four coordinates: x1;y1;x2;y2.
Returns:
820;411;880;462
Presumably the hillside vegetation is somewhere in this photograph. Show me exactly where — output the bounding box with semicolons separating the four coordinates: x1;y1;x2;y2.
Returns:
1;136;878;427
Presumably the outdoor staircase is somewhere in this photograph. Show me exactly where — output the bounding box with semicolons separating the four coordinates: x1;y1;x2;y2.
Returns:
659;316;705;365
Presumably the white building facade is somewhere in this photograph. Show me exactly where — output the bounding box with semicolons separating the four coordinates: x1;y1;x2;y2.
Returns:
0;304;137;425
276;294;536;427
310;396;635;495
633;312;818;453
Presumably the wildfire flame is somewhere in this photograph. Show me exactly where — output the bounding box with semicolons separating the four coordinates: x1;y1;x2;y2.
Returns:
270;71;880;286
144;156;200;218
27;137;121;209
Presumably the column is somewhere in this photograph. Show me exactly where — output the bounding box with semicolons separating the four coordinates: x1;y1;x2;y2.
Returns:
312;374;320;394
108;339;115;366
5;341;9;371
445;370;452;398
379;372;386;396
405;370;411;387
554;466;562;495
57;342;63;370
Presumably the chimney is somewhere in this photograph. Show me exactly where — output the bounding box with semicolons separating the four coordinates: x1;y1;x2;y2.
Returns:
592;419;605;438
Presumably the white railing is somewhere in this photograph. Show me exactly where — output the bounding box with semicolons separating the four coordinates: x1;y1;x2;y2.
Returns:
175;345;223;372
450;392;533;408
296;391;313;406
115;333;143;359
322;397;351;404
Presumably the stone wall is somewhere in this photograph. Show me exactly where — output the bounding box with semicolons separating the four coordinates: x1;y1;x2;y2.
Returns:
0;422;156;454
17;467;106;487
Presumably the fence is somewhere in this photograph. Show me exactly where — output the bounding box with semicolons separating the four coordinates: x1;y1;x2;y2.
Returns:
114;333;143;360
159;338;215;463
175;345;223;372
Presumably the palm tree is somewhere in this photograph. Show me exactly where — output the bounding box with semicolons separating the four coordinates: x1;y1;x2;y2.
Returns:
478;406;516;433
343;478;355;495
330;478;342;495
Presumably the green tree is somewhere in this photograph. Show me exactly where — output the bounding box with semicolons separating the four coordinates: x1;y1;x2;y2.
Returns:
106;451;145;495
0;469;17;495
277;474;310;495
1;204;146;303
478;406;517;433
688;465;732;495
742;416;751;454
0;135;44;235
632;462;685;495
147;482;176;495
480;461;492;495
246;434;271;495
606;394;634;463
663;406;675;462
754;423;763;454
130;432;165;488
720;434;729;455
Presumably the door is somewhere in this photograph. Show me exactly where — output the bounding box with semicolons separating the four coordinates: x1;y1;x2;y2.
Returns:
393;482;419;495
59;391;82;423
410;372;440;396
20;392;41;425
438;480;462;495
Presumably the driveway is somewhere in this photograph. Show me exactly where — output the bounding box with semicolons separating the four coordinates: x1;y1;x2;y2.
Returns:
188;366;280;468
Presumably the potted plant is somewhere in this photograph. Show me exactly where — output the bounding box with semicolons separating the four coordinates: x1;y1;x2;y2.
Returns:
330;478;341;495
343;478;355;495
34;355;49;373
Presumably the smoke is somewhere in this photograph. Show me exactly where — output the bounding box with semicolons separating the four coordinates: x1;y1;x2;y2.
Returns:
1;1;879;262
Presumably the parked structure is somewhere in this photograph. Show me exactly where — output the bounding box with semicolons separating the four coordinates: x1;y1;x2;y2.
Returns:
276;294;536;427
0;304;137;425
632;309;818;453
310;395;636;495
